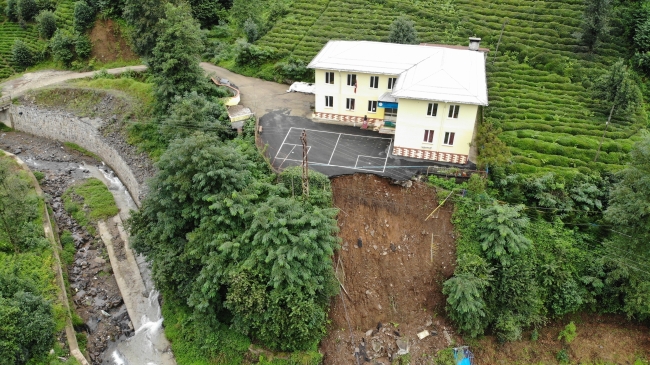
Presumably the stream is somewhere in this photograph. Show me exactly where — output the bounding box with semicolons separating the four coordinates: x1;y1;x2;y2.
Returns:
24;157;175;365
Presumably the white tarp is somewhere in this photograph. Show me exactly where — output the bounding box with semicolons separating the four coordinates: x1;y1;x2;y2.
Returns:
287;82;315;94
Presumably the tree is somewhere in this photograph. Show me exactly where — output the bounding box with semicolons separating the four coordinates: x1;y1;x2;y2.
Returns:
16;0;38;22
123;0;166;57
604;135;650;251
11;40;33;68
230;0;260;27
73;1;96;32
148;2;207;110
188;0;226;28
5;0;18;21
243;18;259;43
0;292;55;364
160;91;234;142
75;33;92;59
478;203;531;265
474;121;511;170
388;16;418;44
592;59;642;161
443;254;494;337
128;133;340;351
580;0;611;51
35;10;56;39
50;29;76;66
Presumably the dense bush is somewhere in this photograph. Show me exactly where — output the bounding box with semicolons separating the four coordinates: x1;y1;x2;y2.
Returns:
235;41;279;67
243;17;260;43
274;56;314;82
5;0;18;21
16;0;39;22
75;33;92;59
50;29;76;66
36;10;56;39
11;39;34;68
73;1;96;32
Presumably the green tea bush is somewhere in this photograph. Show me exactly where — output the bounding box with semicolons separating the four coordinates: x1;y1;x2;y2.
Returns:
50;29;75;66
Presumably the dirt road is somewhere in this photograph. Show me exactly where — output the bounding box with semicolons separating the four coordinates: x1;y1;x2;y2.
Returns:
1;63;314;119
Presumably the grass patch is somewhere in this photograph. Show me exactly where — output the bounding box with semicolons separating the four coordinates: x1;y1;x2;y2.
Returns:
60;230;76;266
63;142;100;161
63;178;118;234
72;76;154;108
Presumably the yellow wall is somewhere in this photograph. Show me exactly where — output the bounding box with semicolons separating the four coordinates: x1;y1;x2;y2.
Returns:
393;99;477;156
314;69;399;119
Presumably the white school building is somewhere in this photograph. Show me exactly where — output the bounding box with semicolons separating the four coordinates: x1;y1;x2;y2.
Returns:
307;38;488;164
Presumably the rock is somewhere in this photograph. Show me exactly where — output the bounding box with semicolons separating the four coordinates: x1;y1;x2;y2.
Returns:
390;243;396;252
371;340;382;352
101;310;111;318
417;330;430;340
396;339;409;355
13;148;22;154
49;349;55;355
357;238;362;248
93;257;106;265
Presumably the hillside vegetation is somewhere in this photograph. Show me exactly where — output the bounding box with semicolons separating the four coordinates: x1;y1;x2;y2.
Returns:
246;0;647;174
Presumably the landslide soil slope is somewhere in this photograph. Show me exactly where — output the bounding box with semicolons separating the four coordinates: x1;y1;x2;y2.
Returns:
322;174;460;365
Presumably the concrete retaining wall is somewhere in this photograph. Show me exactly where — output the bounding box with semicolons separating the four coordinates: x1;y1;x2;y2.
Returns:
7;105;141;206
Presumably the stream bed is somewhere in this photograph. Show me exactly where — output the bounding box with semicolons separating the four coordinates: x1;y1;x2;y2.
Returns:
5;131;175;365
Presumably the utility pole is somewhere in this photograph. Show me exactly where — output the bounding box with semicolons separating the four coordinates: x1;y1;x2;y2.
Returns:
300;129;309;198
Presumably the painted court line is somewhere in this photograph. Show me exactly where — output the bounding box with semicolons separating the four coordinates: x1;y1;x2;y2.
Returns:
328;134;342;165
300;128;392;141
273;127;294;164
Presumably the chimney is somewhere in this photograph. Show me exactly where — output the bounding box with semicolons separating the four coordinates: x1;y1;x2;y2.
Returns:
469;37;481;51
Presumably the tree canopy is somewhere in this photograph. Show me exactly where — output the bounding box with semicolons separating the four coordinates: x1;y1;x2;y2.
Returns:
388;16;418;44
128;132;340;351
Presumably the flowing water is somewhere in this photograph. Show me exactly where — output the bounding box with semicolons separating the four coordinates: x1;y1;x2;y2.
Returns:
25;158;175;365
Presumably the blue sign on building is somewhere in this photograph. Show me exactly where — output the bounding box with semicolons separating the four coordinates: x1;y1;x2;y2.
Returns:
378;101;398;109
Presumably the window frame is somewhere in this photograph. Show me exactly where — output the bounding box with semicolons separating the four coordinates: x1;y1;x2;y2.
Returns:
443;132;456;146
367;100;378;113
325;95;334;108
423;129;434;143
388;77;397;90
384;107;397;118
347;74;357;86
448;105;460;119
325;71;334;84
346;98;355;111
427;103;439;117
370;76;379;89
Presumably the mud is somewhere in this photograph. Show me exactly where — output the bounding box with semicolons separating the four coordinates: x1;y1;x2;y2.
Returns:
321;174;460;365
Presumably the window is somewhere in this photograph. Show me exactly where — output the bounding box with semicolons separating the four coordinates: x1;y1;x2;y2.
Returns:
423;130;434;143
384;108;397;118
448;105;460;118
427;103;438;117
370;76;379;89
388;77;397;90
325;72;334;84
443;132;455;146
325;96;333;108
346;98;355;110
368;100;377;113
347;74;357;86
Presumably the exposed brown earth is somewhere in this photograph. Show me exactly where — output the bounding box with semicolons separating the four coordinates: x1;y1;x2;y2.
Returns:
89;19;139;64
321;174;460;365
